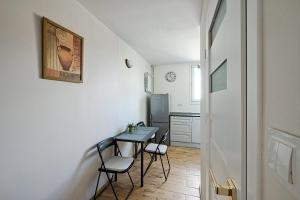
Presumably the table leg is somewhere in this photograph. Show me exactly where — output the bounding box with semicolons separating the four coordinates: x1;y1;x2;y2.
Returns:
114;143;117;182
141;142;144;187
134;142;137;158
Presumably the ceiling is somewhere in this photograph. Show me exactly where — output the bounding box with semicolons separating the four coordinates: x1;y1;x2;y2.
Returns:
78;0;201;65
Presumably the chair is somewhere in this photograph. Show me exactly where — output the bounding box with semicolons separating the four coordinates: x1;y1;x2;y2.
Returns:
143;129;170;181
136;121;156;141
136;121;146;127
94;137;134;200
134;122;145;158
134;121;155;158
134;121;155;155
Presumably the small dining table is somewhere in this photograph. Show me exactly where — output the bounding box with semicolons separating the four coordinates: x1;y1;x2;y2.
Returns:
114;126;159;187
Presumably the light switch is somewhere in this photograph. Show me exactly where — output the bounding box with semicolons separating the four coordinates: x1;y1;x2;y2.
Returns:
276;142;293;184
268;128;300;198
268;140;279;169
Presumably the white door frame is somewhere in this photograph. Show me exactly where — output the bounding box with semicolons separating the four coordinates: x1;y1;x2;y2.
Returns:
246;0;263;200
199;0;210;199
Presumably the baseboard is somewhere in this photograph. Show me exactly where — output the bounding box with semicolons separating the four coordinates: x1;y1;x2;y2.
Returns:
171;142;201;148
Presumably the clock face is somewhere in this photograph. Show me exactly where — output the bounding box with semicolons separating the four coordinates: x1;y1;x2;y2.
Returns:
165;71;176;82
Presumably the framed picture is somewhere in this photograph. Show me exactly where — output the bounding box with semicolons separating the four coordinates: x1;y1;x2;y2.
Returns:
144;72;153;94
42;17;84;83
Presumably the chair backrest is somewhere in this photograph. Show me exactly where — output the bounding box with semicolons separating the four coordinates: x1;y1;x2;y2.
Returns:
136;121;146;127
96;137;115;154
153;129;169;154
158;128;169;145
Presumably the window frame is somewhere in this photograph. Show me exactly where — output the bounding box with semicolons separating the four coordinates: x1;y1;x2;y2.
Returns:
190;64;201;104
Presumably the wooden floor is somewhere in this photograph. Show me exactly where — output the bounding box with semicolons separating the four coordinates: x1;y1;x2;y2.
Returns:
96;146;201;200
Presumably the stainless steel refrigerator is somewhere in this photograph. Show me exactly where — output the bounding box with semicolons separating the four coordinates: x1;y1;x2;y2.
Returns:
150;94;170;145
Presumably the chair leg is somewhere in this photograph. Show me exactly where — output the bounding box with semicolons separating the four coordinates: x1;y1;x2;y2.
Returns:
111;174;116;182
144;153;155;176
105;172;119;200
127;171;134;187
93;171;102;200
166;152;171;177
159;155;168;181
125;171;135;200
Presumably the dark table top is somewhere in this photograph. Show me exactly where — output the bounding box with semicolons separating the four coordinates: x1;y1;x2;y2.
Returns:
169;112;200;117
114;126;159;143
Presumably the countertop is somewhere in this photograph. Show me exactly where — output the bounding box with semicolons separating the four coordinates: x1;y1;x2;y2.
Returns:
169;112;200;117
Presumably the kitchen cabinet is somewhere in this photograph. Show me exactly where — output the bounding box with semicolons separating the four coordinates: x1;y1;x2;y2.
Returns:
192;117;200;143
169;113;200;148
170;116;192;143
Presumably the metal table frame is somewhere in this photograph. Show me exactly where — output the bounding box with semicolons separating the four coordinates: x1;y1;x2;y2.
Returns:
114;126;159;187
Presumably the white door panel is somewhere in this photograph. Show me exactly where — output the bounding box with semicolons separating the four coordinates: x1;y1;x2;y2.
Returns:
210;140;231;183
208;0;246;200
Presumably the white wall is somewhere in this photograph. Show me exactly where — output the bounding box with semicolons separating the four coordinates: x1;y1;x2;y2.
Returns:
153;63;200;113
0;0;152;199
263;0;300;200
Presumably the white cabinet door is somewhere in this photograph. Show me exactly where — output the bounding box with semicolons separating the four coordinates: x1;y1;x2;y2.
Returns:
192;117;200;143
171;124;192;132
172;133;192;143
170;116;192;143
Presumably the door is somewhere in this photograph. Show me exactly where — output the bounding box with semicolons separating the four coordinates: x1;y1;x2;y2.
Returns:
207;0;246;199
150;94;169;122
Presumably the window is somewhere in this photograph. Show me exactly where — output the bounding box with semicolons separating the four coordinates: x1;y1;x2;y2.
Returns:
210;59;227;93
209;0;226;47
191;65;201;103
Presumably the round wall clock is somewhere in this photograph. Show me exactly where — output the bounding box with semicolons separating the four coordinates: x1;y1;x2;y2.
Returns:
165;71;176;82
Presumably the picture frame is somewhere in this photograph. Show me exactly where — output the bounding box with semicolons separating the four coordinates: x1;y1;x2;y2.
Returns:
42;17;84;83
144;72;153;94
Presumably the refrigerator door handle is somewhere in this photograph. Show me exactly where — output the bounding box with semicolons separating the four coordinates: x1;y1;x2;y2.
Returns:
150;114;152;125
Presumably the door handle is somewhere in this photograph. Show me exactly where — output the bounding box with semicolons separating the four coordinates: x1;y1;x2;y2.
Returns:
209;168;237;200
